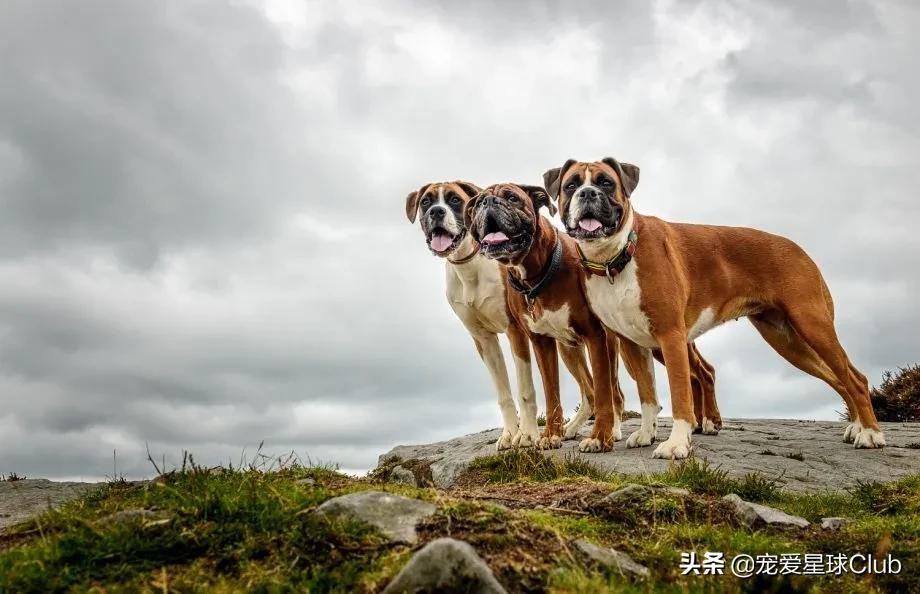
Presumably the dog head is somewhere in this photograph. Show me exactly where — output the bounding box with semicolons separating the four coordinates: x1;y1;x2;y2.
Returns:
405;181;482;257
543;158;639;241
464;183;554;265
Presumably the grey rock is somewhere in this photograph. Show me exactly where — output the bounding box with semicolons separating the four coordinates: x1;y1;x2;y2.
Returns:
0;479;99;532
96;509;173;527
377;419;920;492
574;539;650;578
602;483;689;505
821;517;851;530
296;478;316;486
390;466;417;487
723;494;810;528
382;538;506;594
314;491;436;544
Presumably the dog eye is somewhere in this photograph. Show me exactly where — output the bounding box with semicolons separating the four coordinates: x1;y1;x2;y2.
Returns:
599;178;614;187
420;196;431;207
505;192;520;202
564;181;578;191
448;194;462;205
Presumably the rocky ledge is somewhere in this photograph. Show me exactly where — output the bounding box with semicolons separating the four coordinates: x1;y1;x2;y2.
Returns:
378;418;920;492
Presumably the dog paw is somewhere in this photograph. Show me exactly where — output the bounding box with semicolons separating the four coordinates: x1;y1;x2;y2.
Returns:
512;428;539;448
853;428;886;449
562;419;583;440
613;422;623;442
579;437;603;453
701;417;719;435
626;428;656;448
843;422;863;444
538;434;563;450
495;430;515;451
653;438;692;460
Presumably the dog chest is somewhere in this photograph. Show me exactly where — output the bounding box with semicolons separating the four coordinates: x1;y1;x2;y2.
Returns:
584;261;657;348
525;303;579;346
446;260;509;334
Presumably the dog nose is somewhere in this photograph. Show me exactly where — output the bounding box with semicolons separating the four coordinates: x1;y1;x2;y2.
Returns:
579;186;603;201
428;206;446;220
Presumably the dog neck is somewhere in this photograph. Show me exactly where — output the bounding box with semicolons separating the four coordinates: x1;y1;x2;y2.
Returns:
512;216;558;282
446;233;480;268
577;207;636;263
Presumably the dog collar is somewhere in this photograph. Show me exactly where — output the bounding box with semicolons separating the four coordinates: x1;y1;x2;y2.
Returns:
577;220;639;283
447;237;480;265
507;230;563;308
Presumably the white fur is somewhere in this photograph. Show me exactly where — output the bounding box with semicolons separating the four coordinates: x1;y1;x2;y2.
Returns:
653;419;694;459
566;164;599;229
512;354;540;448
564;390;593;439
843;419;863;443
853;427;886;448
525;304;579;347
627;401;661;448
688;307;719;341
585;262;657;349
429;186;461;236
701;417;718;435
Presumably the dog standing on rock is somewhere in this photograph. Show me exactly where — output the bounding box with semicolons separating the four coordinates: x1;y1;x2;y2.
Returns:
405;181;597;450
543;157;885;459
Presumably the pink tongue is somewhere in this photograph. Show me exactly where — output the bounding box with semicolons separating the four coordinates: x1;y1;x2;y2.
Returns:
578;218;603;232
482;231;509;245
431;234;454;252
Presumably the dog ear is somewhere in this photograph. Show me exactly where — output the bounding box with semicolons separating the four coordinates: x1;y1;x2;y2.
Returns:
453;181;482;201
405;184;430;223
463;193;483;228
543;159;577;200
520;185;557;216
601;157;640;198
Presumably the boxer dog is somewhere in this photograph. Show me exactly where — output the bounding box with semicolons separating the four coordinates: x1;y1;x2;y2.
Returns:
405;181;597;450
543;157;885;458
465;183;722;451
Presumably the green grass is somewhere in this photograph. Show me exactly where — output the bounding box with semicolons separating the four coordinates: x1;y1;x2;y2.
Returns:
2;453;919;593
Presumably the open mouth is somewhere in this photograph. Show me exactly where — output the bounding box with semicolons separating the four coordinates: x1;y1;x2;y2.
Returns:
568;213;620;241
427;227;463;256
478;227;531;258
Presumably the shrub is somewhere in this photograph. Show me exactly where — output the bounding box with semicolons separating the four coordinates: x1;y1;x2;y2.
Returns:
871;364;920;422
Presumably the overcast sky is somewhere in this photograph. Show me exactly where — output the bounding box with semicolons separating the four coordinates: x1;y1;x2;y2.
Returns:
1;0;918;480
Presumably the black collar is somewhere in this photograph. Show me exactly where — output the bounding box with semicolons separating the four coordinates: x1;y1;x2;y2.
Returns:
577;219;639;283
507;231;563;307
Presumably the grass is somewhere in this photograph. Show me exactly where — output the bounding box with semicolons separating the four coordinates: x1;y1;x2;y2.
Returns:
2;452;919;593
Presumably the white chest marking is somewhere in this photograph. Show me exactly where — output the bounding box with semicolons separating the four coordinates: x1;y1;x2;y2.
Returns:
526;303;579;346
585;260;657;348
446;256;509;334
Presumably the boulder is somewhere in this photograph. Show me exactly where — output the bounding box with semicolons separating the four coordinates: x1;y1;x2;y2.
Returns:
296;478;316;486
723;494;809;528
821;517;851;530
574;539;650;578
314;490;436;544
382;538;506;594
390;466;417;487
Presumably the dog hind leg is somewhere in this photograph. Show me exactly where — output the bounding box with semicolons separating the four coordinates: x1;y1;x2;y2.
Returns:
559;343;596;440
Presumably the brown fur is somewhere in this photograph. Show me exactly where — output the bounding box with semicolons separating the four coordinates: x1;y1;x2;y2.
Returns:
546;159;882;452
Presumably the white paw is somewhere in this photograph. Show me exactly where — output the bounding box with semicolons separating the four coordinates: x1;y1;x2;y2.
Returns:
701;418;719;435
512;428;539;448
613;421;623;442
579;437;603;453
653;438;692;460
843;421;863;444
495;430;515;451
538;434;563;450
626;427;656;448
853;428;886;449
563;418;584;440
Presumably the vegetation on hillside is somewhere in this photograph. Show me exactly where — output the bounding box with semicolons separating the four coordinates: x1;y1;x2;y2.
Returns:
871;364;920;422
2;449;918;593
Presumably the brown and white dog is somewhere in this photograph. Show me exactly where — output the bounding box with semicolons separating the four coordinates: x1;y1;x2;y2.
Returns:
405;181;597;450
465;183;721;451
543;158;885;458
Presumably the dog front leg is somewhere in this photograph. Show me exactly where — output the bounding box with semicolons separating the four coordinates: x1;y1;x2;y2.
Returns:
653;330;695;460
473;333;518;451
506;322;540;448
580;329;615;453
531;333;563;450
620;341;661;448
559;343;595;440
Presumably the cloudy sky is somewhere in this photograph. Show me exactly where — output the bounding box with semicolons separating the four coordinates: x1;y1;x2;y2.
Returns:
1;0;918;480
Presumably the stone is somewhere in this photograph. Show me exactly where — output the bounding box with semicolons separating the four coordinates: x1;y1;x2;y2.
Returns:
723;494;810;528
390;466;417;487
601;483;689;505
96;509;173;527
377;419;920;492
821;517;851;530
0;479;99;532
314;491;436;544
382;538;506;594
296;478;316;486
574;539;650;578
